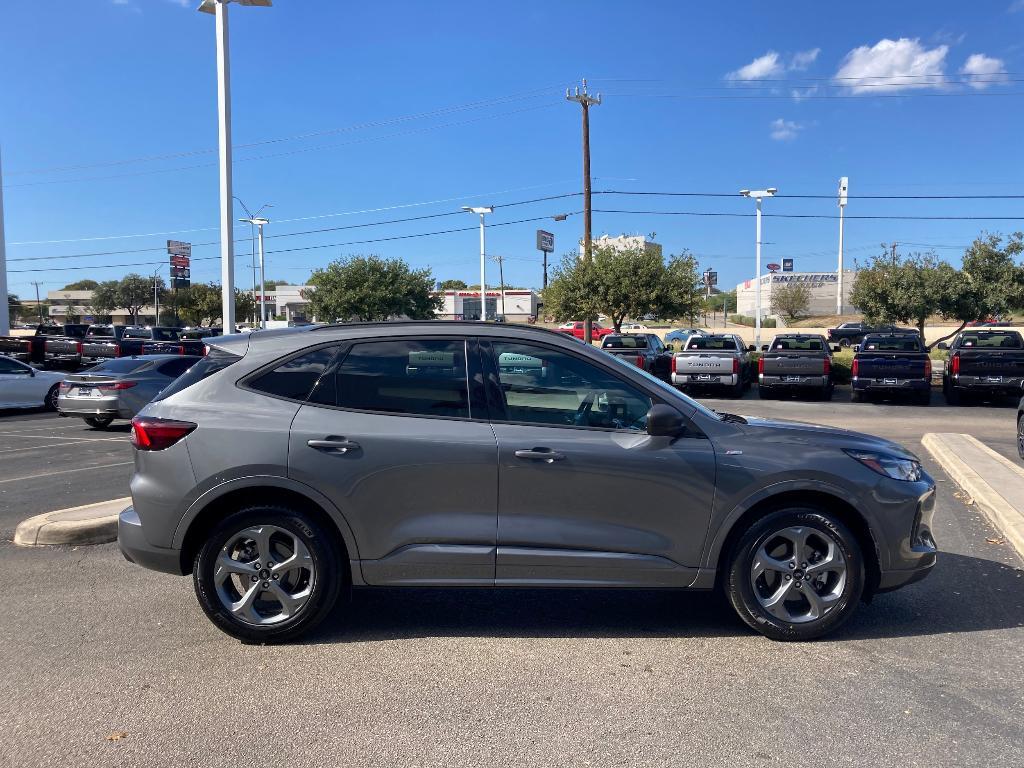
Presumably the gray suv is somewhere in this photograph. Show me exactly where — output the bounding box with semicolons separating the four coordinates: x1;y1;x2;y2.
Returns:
119;322;937;643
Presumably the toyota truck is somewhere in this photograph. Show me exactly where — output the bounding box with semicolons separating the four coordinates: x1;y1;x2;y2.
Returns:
851;333;931;405
938;329;1024;404
758;333;839;400
670;333;754;397
0;323;88;366
81;326;207;359
600;333;672;380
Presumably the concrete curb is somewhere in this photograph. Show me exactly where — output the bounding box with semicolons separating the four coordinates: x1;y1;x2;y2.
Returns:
14;497;131;547
921;433;1024;558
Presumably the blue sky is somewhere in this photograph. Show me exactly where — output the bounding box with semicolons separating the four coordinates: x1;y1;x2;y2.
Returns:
2;0;1022;300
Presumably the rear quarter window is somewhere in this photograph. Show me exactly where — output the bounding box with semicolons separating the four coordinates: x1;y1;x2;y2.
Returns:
152;348;241;402
247;346;339;401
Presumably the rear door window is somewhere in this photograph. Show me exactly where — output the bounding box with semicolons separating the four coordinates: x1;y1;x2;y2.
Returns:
327;339;471;419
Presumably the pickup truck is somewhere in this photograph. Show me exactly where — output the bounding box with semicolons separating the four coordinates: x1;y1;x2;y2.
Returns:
600;333;672;380
557;321;614;342
851;333;932;405
671;333;754;397
0;324;88;365
758;334;839;400
77;325;207;361
827;322;914;348
938;329;1024;404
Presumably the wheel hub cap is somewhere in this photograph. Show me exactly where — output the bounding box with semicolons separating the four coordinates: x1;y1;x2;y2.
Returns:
749;526;847;624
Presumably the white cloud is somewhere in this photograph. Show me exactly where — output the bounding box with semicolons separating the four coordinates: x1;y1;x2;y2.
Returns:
727;52;785;81
790;48;821;71
1010;0;1024;12
960;53;1008;88
165;0;191;7
834;38;948;93
770;118;803;141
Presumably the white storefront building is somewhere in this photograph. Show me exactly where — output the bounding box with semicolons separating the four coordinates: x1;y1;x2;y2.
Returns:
735;270;858;319
434;290;540;322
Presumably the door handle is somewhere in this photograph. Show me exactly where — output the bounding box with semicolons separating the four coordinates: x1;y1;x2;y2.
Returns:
307;438;360;454
514;448;565;463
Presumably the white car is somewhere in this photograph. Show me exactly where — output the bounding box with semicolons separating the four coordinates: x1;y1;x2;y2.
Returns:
0;355;64;410
620;323;650;332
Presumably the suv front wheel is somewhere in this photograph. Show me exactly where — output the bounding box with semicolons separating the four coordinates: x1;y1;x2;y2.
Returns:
193;506;344;643
725;507;864;641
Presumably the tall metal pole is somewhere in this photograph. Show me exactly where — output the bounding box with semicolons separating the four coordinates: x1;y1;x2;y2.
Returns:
257;221;267;329
32;281;43;324
249;221;258;324
837;176;848;315
478;212;487;321
542;251;548;290
567;79;601;344
492;254;507;318
0;147;8;336
215;0;235;332
755;198;763;350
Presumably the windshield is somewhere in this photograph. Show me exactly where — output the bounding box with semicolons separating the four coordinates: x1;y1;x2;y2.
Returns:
687;336;738;351
862;337;921;352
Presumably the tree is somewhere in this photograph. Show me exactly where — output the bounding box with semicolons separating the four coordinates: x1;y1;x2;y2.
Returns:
770;282;812;321
543;245;703;331
60;293;82;323
8;293;21;325
439;279;468;290
304;255;441;322
263;280;292;290
176;283;254;327
91;274;165;324
62;279;99;291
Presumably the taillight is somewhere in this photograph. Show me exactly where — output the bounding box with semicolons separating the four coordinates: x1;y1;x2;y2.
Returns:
202;345;210;356
852;359;860;378
758;357;764;374
671;355;677;374
924;358;932;379
733;357;740;375
76;341;84;355
59;382;71;392
98;381;137;391
115;345;123;358
823;356;831;375
951;353;960;376
635;354;644;368
130;417;196;451
178;345;186;355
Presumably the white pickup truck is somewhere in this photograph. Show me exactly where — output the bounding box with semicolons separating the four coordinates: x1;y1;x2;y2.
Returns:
671;333;755;397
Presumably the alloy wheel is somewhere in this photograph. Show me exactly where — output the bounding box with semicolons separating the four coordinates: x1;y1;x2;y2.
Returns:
749;526;847;624
1018;416;1024;459
213;524;315;626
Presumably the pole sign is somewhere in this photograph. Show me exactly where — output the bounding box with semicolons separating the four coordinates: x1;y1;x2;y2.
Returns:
703;270;718;286
766;263;781;273
536;230;555;252
782;258;794;272
167;240;192;289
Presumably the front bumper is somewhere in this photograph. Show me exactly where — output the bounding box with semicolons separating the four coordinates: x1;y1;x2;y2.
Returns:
875;481;938;592
118;507;186;575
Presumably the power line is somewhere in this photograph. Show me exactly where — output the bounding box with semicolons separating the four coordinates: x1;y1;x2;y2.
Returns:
593;208;1024;221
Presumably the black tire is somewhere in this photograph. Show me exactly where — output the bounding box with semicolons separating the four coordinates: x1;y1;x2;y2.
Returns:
725;507;865;641
758;385;773;400
45;384;59;411
944;384;961;406
839;338;851;348
193;505;345;644
819;384;834;402
1017;414;1024;460
84;416;114;429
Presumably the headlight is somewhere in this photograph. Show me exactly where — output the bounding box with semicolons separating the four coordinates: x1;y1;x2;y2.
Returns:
844;450;923;481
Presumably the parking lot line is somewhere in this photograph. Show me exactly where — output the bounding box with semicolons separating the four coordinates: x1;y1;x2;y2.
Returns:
0;432;129;443
0;438;128;456
0;423;106;436
0;461;133;485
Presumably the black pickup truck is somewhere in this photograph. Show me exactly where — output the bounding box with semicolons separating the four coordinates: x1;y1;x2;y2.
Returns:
76;325;207;361
851;333;932;405
758;334;840;400
938;329;1024;404
827;322;914;348
0;324;88;365
600;333;672;380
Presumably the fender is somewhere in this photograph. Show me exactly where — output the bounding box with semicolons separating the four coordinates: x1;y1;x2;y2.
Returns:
699;477;887;571
171;474;364;584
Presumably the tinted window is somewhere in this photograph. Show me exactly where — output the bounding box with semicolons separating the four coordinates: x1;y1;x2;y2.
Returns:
772;337;824;351
0;357;28;374
86;327;116;338
152;348;241;402
491;341;651;430
862;337;921;352
157;357;201;378
84;358;152;374
960;332;1021;348
602;335;648;349
249;346;339;401
330;339;470;418
122;328;150;339
687;336;738;351
152;328;180;342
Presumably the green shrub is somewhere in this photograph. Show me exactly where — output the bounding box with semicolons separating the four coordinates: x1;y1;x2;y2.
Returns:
730;314;776;328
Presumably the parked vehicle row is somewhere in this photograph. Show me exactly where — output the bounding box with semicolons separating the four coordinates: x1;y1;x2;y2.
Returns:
0;323;88;365
827;322;915;348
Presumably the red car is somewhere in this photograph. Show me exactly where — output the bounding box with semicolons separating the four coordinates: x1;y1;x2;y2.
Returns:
557;321;615;341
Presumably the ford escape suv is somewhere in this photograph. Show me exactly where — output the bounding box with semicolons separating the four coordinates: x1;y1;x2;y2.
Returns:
119;322;937;643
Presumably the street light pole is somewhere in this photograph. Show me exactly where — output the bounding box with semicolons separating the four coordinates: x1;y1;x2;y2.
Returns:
837;176;849;314
740;187;777;350
567;79;601;344
462;206;493;321
239;214;270;330
0;146;8;337
198;0;272;333
151;266;162;324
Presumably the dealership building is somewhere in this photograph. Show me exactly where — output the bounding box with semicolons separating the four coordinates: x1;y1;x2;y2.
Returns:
434;289;540;321
735;270;858;318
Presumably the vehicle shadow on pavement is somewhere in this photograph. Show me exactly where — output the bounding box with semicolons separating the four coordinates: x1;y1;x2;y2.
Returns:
302;552;1023;644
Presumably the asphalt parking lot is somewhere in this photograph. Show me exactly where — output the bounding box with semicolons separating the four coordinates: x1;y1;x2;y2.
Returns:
1;389;1022;767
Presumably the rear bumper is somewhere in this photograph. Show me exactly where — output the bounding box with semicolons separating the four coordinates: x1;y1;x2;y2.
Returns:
57;394;129;418
760;374;828;388
949;375;1024;392
671;373;738;386
118;507;186;575
852;378;930;392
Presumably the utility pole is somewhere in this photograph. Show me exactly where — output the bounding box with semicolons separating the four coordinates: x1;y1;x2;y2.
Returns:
567;78;601;343
837;176;848;314
0;146;8;336
889;242;898;265
31;281;44;324
491;254;507;318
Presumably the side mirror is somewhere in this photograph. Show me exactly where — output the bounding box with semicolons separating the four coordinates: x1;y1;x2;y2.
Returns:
761;344;770;352
853;344;861;353
936;342;949;351
646;404;685;438
832;345;841;353
747;345;756;352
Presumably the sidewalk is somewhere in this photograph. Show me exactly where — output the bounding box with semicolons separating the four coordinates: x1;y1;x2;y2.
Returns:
922;433;1024;558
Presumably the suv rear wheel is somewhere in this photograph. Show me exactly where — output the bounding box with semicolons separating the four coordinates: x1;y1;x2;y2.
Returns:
725;507;864;641
1017;414;1024;459
193;506;344;643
